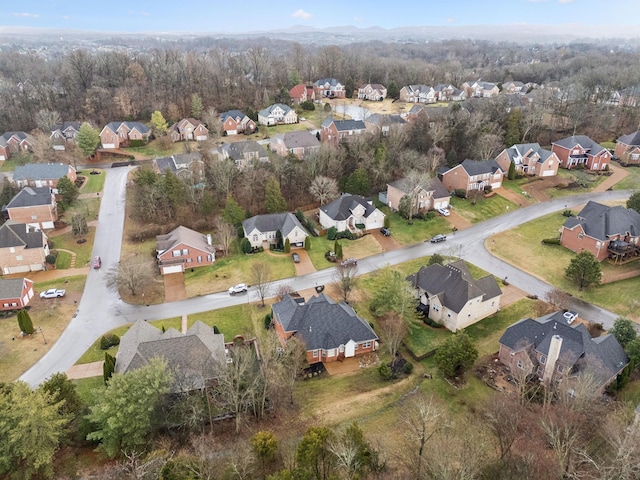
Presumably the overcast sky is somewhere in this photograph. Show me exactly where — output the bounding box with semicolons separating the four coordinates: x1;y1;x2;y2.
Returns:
2;0;639;33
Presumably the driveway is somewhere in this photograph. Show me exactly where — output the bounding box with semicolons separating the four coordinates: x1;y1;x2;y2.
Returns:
293;249;316;276
164;272;187;302
370;229;401;251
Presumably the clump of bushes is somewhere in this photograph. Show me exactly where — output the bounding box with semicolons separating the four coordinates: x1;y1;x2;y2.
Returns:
562;209;574;217
300;100;315;111
541;238;561;245
100;334;120;350
454;189;467;198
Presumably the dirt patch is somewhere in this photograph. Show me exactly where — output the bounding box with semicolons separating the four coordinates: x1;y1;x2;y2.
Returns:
163;272;186;302
520;176;570;202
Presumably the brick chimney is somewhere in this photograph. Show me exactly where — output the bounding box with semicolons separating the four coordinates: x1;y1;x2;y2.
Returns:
543;334;563;385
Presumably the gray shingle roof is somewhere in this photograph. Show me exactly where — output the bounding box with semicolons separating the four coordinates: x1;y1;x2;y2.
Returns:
499;311;628;384
0;278;30;300
272;293;378;351
155;153;202;175
13;163;72;181
314;78;342;87
220;110;248;122
220;141;267;161
562;201;640;241
320;193;378;221
616;130;640;147
407;259;502;314
50;122;81;133
258;103;292;118
0;131;31;147
321;118;366;132
504;143;553;164
0;222;46;249
456;158;503;176
115;319;226;391
387;177;449;199
242;213;305;238
156;225;215;256
274;130;320;149
104;121;150;135
552;135;606;155
5;187;54;209
365;113;407;126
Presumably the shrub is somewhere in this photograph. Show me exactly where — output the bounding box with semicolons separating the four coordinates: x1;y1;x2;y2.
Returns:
327;226;337;240
45;254;57;265
213;325;220;334
423;316;442;328
425;211;436;220
100;334;120;350
454;189;467;198
403;362;414;375
304;236;310;251
129;139;147;148
237;226;245;238
284;238;291;253
378;363;392;381
484;185;493;193
264;313;273;329
562;210;574;217
295;210;305;222
301;100;315;111
241;238;252;254
541;237;561;245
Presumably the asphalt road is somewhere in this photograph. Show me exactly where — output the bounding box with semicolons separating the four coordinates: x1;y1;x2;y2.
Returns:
19;169;635;387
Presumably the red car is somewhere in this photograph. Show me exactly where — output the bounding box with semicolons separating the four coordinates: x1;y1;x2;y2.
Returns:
93;256;102;269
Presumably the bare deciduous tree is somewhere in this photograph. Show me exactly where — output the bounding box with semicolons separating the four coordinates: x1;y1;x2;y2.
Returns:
309;175;339;205
483;394;524;461
332;262;358;304
380;312;408;365
214;218;236;257
250;261;272;307
34;109;61;133
544;288;572;312
104;259;154;296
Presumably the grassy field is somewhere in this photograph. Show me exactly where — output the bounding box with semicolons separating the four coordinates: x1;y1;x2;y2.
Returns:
613;163;640;190
49;229;96;268
55;251;73;269
0;152;30;172
125;140;185;158
385;210;453;244
77;169;106;193
546;168;607;199
450;194;519;223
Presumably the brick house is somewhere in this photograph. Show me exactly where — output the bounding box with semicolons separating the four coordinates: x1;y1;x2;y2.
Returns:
289;84;316;105
0;277;35;311
320;118;366;145
399;85;437;104
116;319;226;392
219;110;257;136
217;140;269;170
99;121;151;149
257;104;297;126
357;83;387;101
242;213;308;249
270;131;320;159
271;293;378;365
12;163;77;188
462;80;500;98
50;122;81;150
438;159;505;196
560;201;640;262
407;260;502;332
551;135;611;171
156;226;215;275
168;118;209;142
495;143;559;177
3;187;57;230
313;78;346;99
0;222;49;275
0;131;33;161
386;177;450;213
364;113;407;136
319;193;385;234
501;81;526;95
618;85;640;107
615;131;640;166
498;311;628;392
433;84;466;101
153;153;205;183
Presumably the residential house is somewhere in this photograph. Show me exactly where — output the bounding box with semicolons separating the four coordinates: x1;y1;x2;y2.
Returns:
0;277;35;311
0;222;49;275
495;143;559;177
271;293;378;365
462;80;500;98
560;200;640;262
2;187;57;230
0;131;33;161
386;177;450;212
551;135;611;171
399;85;437;104
12;163;77;188
242;213;307;249
407;259;502;332
498;311;628;392
270;131;320;159
438;159;505;196
217;141;269;170
364;113;407;136
433;84;466;102
258;103;298;126
153;153;205;183
357;83;387;101
618;85;640;107
320;118;367;145
219;110;257;136
289;84;315;105
404;105;450;127
504;94;532;112
156;226;215;275
615;131;640;166
169;118;209;142
502;81;527;95
99;121;151;149
50;122;81;150
319;193;385;233
115;319;226;392
313;78;346;99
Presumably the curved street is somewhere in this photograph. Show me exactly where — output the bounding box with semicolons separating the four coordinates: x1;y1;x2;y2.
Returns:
19;167;634;387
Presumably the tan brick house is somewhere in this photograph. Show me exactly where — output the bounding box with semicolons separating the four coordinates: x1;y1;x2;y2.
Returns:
156;226;215;275
271;293;378;364
269;130;320;159
615;131;640;166
100;121;151;149
0;222;49;275
0;277;35;311
3;187;57;230
438;159;504;196
495;143;559;177
168;118;209;142
386;177;450;213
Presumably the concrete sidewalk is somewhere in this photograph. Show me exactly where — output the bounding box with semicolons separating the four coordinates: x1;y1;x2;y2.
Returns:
66;361;103;380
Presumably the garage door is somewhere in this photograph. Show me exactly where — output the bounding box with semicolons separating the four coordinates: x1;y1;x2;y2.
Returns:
161;264;183;275
542;170;555;177
102;143;115;149
491;182;502;189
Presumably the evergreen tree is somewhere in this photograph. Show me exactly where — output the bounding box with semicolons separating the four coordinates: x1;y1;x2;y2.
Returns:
507;160;516;180
265;177;287;213
76;122;100;158
190;93;204;118
304;236;310;251
17;309;34;334
222;196;246;227
150;110;168;136
57;176;79;206
434;332;478;379
626;191;640;214
505;109;522;146
565;250;602;290
609;318;637;348
103;352;116;385
343;167;370;196
284;238;291;253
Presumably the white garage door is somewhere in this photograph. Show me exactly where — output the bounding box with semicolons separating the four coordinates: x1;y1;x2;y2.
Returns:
161;264;183;275
102;143;115;149
542;170;555;177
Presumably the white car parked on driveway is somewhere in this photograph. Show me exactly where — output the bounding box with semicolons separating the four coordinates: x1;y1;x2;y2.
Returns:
40;289;66;299
437;207;451;217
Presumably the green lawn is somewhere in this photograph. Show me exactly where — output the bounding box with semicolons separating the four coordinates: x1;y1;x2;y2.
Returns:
77;169;106;194
72;376;105;402
546;168;607;199
63;198;101;222
125;140;184;158
613;164;640;191
385;210;452;245
0;153;31;172
55;251;72;269
34;275;86;294
450;194;519;223
49;229;96;268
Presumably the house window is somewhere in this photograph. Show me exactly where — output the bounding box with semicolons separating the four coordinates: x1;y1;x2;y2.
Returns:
9;247;14;253
2;303;8;307
540;355;546;364
172;250;181;257
31;215;37;220
253;235;258;242
186;258;192;263
363;341;371;349
432;305;439;312
312;350;318;358
11;302;17;307
182;249;188;255
516;360;524;369
197;256;202;263
207;255;213;261
16;256;22;261
557;365;564;374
